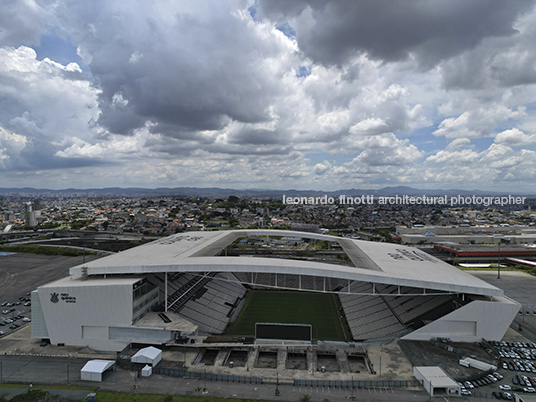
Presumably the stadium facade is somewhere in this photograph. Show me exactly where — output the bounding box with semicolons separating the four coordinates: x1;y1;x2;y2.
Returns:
31;230;519;352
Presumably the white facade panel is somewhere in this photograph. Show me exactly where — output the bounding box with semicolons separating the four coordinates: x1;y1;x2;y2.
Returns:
403;297;520;342
31;290;49;338
37;279;134;349
82;326;109;340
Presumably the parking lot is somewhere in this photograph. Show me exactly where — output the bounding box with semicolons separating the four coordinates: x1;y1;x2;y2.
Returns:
0;295;32;336
0;253;99;339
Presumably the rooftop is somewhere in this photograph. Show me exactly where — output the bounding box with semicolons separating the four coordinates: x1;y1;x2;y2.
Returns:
68;229;503;297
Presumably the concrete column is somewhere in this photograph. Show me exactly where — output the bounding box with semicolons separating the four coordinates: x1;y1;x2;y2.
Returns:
165;273;168;312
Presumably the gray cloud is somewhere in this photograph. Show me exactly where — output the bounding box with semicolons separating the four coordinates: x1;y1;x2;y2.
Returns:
258;0;532;69
0;0;49;47
56;0;289;136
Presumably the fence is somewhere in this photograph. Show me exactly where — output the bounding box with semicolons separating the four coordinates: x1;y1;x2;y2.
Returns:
153;367;419;388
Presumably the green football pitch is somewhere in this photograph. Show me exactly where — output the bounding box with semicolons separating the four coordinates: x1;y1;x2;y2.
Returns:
225;290;351;341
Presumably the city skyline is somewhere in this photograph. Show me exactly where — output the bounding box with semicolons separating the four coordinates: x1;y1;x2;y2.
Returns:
1;1;536;191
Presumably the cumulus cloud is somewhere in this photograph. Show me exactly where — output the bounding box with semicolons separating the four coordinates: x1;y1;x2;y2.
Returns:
0;126;28;169
426;149;479;164
445;138;471;151
495;128;536;146
349;118;389;136
314;160;332;175
354;143;423;167
0;46;99;170
433;106;526;138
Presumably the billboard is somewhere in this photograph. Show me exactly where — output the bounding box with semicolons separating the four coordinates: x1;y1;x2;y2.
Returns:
255;323;312;341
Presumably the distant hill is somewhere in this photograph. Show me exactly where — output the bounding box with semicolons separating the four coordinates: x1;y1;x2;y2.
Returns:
0;186;531;197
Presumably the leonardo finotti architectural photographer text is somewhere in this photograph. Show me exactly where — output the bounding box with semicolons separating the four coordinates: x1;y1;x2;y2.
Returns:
282;194;527;207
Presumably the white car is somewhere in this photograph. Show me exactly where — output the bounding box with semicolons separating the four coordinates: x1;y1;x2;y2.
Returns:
464;381;474;389
499;385;511;391
525;387;536;393
460;389;471;396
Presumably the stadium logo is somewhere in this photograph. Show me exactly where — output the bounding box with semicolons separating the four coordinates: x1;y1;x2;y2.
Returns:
50;292;59;303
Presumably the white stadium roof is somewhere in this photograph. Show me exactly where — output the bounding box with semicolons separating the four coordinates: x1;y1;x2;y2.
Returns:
69;229;502;297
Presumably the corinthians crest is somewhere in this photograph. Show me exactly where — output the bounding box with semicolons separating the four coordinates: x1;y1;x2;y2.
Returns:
50;292;59;303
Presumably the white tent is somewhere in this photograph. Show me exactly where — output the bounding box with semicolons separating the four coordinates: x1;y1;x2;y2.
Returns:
131;346;162;366
141;364;152;377
80;360;115;382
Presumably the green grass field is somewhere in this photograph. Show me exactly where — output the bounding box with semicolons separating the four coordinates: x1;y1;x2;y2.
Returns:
0;385;278;402
225;290;350;341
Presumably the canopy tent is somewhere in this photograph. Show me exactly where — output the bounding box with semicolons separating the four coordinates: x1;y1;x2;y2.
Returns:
80;360;115;382
131;346;162;366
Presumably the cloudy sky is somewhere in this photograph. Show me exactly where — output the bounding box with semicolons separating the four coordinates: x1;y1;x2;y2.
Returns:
1;0;536;191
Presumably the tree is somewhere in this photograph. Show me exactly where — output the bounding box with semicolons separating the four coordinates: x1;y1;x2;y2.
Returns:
228;195;240;204
300;394;312;402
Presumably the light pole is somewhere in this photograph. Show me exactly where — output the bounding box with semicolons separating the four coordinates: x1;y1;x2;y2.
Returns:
497;241;501;279
379;355;382;378
82;235;86;264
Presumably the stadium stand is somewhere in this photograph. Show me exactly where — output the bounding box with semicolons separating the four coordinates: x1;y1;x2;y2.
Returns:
375;284;453;325
151;272;247;334
338;282;409;340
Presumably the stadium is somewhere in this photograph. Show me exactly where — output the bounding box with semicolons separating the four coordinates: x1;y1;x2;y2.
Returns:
31;229;519;352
